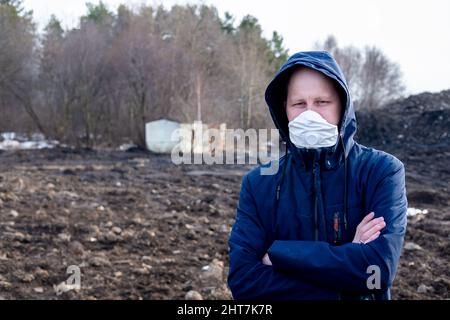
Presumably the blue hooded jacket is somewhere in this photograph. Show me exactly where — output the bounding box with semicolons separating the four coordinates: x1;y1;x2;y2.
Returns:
227;51;408;300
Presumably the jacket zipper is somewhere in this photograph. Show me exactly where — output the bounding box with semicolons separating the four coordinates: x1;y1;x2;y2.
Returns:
313;162;319;241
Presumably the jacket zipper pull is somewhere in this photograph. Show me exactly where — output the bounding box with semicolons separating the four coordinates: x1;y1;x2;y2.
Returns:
333;211;341;244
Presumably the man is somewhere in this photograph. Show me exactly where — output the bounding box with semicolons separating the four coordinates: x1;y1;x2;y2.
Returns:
227;51;408;300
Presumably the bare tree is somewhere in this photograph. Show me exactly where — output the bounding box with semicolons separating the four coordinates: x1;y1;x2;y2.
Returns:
39;15;66;138
232;15;274;129
0;1;45;133
315;35;405;109
154;4;233;123
359;46;405;109
52;23;110;148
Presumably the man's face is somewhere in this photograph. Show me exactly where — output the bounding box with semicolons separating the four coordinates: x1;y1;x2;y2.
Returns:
286;67;343;126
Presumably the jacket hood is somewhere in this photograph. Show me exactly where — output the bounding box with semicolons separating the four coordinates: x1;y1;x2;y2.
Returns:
265;51;357;160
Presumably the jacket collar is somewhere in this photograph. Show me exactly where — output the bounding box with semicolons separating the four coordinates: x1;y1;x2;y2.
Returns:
288;137;347;171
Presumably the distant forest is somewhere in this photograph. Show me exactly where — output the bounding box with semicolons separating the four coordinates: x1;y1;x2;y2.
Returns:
0;0;404;148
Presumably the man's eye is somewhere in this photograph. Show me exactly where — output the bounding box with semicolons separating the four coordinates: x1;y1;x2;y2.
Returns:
318;101;329;105
293;102;305;107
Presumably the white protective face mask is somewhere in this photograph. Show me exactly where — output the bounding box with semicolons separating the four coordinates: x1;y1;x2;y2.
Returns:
288;110;339;149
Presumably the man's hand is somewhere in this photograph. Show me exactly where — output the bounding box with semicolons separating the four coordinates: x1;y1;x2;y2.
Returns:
352;211;386;244
262;212;385;265
262;253;272;266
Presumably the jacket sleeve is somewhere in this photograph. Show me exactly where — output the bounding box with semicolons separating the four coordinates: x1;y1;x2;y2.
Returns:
228;174;338;300
267;159;408;294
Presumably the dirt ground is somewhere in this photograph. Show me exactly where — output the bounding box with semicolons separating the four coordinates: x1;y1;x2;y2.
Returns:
0;147;448;300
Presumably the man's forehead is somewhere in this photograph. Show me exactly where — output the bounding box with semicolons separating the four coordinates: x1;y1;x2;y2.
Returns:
289;67;334;85
287;67;339;97
287;84;337;100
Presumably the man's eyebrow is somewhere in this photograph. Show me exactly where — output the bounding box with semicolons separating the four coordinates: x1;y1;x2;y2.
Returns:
316;96;333;100
311;95;334;99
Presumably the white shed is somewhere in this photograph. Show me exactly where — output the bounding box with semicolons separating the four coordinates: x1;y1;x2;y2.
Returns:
145;119;181;153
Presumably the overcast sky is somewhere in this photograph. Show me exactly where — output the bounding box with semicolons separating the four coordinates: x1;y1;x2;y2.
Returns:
23;0;450;95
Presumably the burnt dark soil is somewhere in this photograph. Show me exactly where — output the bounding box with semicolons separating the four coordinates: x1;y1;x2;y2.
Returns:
0;90;449;300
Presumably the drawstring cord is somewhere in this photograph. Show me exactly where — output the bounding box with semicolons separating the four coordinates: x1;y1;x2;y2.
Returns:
340;134;348;231
276;145;289;202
